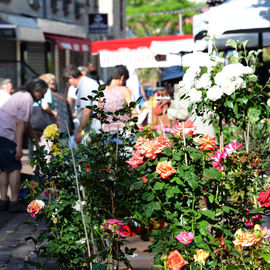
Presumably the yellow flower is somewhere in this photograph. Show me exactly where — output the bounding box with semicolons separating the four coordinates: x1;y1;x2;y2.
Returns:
51;143;60;155
81;130;85;136
43;124;60;141
194;249;210;265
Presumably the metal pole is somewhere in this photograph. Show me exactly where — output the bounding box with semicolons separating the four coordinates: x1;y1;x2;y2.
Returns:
179;14;183;35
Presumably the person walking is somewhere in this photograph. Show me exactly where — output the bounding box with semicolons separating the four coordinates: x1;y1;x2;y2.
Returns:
0;78;47;212
62;65;100;144
87;62;100;85
50;79;74;145
101;65;133;133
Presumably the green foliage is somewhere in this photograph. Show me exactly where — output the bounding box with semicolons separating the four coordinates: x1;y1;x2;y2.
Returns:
30;85;138;269
126;0;200;36
129;126;268;268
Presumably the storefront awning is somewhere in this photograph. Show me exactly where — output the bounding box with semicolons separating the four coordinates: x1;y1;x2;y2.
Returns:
45;34;91;52
37;18;87;39
0;13;45;42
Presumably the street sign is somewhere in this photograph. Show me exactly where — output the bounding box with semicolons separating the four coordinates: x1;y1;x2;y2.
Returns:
88;13;108;34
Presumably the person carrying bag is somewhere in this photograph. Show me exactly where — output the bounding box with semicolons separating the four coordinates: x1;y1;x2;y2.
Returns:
30;104;57;132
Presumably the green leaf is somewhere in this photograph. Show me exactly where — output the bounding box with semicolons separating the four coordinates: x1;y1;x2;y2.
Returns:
223;206;237;213
164;147;172;157
145;207;154;217
150;201;161;210
188;104;193;112
200;209;215;219
249;76;258;82
226;39;238;49
174;177;185;186
225;100;233;109
259;253;270;263
153;182;165;191
188;177;198;190
248;208;263;214
166;189;175;199
142;192;155;202
132;180;143;189
233;103;238;114
208;194;214;203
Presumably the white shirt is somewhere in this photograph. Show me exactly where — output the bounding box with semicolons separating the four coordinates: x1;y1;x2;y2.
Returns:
75;76;100;132
0;90;11;107
67;85;77;100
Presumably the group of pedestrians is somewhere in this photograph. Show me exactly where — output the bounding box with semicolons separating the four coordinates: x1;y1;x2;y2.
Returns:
0;63;134;213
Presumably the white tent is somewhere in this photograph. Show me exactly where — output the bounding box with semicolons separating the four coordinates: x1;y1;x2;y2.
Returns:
193;0;270;49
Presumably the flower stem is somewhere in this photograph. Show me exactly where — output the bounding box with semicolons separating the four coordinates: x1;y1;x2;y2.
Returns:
239;247;248;270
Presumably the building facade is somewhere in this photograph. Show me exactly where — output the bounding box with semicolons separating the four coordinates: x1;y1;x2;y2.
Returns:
0;0;126;89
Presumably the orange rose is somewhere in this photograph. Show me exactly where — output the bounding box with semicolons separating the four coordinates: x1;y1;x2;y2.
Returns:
194;249;210;265
233;229;261;247
134;136;146;149
197;134;217;152
136;140;158;159
171;119;196;136
167;250;188;270
126;151;144;170
156;160;176;179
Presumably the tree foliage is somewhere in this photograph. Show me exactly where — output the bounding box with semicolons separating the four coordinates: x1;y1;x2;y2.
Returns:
126;0;203;36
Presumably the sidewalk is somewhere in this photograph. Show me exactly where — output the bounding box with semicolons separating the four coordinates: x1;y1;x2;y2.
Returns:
0;151;154;270
0;212;153;269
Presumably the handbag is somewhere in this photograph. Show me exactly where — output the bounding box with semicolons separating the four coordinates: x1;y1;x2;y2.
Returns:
30;104;57;132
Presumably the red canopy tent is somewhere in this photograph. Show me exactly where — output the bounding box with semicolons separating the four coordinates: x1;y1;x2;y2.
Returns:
91;34;193;68
91;34;193;54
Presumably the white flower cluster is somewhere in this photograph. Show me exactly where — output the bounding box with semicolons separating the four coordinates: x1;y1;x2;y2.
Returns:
76;238;86;245
180;62;255;103
52;208;58;218
72;200;86;212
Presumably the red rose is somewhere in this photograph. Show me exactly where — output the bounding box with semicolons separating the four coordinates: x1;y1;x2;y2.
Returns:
258;188;270;208
141;176;148;183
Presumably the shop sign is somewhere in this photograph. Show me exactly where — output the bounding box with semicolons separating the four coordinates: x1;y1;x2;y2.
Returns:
88;13;108;34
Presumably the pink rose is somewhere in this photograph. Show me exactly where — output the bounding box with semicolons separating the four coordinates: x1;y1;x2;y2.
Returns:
126;151;144;170
261;227;270;239
224;140;243;155
101;219;126;238
175;231;194;244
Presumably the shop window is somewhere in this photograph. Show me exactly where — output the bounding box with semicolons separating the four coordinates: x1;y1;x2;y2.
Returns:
62;0;72;16
75;0;84;19
50;0;58;13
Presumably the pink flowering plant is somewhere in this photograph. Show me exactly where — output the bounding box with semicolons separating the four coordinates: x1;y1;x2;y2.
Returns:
128;118;266;269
